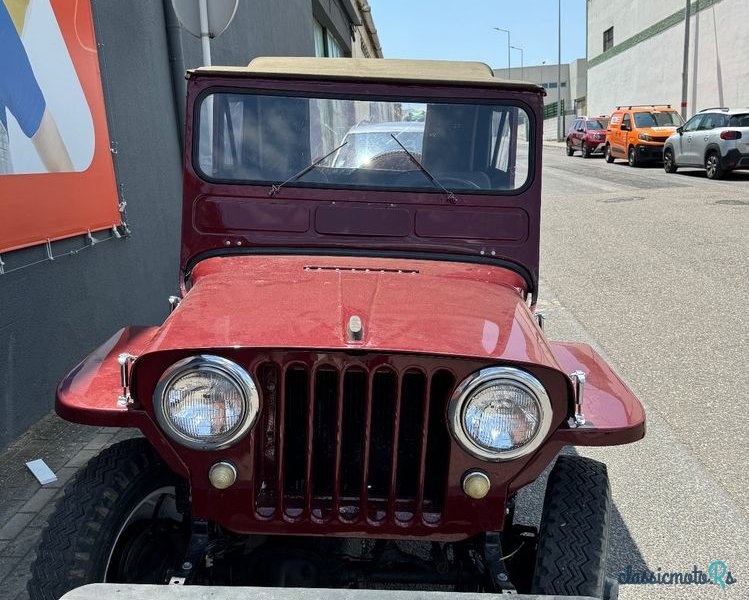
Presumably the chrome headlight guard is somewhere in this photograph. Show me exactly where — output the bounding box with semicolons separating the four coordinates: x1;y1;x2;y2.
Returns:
448;366;553;461
153;354;259;451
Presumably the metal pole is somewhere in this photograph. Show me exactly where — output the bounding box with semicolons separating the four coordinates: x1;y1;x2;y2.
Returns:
513;47;524;80
198;0;212;66
557;0;562;140
680;0;691;118
507;32;511;80
511;46;524;80
493;28;511;79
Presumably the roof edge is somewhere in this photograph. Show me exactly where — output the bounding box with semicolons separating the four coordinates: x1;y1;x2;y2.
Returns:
187;57;546;94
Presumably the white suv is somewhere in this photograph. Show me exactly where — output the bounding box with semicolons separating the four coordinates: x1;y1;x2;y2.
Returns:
663;108;749;179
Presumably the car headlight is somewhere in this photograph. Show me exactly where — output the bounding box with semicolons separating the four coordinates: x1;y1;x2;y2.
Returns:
448;367;552;461
638;133;653;142
153;355;259;450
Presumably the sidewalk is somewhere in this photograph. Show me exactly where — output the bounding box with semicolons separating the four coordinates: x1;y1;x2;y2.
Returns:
0;414;136;600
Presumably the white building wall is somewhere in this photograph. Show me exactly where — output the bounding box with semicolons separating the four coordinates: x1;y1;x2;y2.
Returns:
587;0;749;118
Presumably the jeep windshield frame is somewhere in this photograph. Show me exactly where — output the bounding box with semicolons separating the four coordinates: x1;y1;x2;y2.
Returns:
193;89;533;195
181;66;545;302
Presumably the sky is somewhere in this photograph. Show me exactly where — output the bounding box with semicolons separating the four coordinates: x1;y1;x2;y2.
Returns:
371;0;587;69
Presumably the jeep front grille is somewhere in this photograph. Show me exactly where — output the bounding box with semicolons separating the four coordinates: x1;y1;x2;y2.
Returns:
251;358;454;526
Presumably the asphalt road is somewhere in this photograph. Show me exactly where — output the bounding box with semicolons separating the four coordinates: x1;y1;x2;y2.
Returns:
521;145;749;599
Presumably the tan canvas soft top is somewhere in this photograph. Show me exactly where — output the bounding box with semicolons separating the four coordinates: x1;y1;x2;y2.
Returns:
188;57;545;94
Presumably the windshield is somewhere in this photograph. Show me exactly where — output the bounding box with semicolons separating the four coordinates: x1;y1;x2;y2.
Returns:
633;111;684;128
196;92;531;192
586;119;608;130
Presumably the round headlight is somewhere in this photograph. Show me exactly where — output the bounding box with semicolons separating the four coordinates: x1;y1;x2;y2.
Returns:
449;367;552;461
153;355;259;450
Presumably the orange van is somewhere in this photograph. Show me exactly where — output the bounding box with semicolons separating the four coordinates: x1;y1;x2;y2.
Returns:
604;105;684;166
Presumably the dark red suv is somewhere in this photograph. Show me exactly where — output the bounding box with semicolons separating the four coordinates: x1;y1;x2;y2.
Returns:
566;116;609;158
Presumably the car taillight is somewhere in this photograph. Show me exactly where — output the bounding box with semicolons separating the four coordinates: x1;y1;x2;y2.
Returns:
720;130;742;140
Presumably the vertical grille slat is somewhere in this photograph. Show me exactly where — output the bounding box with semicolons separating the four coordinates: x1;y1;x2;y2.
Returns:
304;367;317;516
331;371;346;518
255;358;452;526
387;371;403;518
359;370;375;519
273;364;287;517
414;376;432;521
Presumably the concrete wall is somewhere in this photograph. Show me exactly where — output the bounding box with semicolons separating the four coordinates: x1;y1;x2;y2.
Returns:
0;0;360;450
497;64;572;109
587;0;749;118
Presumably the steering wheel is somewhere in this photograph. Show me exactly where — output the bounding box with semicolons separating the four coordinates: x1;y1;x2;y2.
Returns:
366;150;422;170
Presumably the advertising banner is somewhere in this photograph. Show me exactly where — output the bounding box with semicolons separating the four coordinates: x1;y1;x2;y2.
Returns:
0;0;120;253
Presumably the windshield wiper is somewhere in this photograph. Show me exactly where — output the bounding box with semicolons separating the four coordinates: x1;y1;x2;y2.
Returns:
389;134;457;204
269;142;348;197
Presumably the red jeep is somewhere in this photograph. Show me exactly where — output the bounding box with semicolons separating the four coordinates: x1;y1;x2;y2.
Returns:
30;58;644;599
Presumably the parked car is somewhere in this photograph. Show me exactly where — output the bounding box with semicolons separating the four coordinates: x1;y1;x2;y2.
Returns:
332;121;424;169
604;104;684;166
663;107;749;179
565;116;609;158
29;57;644;600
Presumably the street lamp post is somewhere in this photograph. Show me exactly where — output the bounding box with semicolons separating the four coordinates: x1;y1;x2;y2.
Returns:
493;27;511;79
557;0;562;140
511;46;524;80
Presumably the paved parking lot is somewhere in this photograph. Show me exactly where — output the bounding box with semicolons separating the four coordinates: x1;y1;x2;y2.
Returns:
534;143;748;599
1;143;747;599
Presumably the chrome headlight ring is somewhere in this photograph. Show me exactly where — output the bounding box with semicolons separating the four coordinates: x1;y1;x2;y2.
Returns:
448;366;553;461
153;354;259;451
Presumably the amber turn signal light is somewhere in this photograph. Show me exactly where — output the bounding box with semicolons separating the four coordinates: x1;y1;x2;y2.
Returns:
209;461;237;490
462;470;490;499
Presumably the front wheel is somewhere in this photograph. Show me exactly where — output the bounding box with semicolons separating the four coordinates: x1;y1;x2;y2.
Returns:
604;144;615;163
705;151;725;179
531;455;611;599
566;141;575;156
663;148;678;173
29;438;189;600
582;142;591;158
627;146;639;167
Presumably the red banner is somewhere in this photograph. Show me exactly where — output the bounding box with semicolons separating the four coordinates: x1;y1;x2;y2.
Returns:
0;0;120;253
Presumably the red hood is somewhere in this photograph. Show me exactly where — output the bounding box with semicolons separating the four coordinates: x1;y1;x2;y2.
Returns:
144;256;558;366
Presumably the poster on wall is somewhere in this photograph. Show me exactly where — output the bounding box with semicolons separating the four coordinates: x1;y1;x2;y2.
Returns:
0;0;120;254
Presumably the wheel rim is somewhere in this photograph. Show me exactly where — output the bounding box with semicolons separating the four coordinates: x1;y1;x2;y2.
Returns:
707;155;717;177
664;152;672;170
629;149;635;165
104;486;183;581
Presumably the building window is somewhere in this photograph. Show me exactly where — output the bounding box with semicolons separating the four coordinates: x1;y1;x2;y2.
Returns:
603;27;614;52
314;19;344;57
542;82;566;89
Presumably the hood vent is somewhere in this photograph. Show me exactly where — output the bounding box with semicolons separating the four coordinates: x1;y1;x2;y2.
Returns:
303;265;419;275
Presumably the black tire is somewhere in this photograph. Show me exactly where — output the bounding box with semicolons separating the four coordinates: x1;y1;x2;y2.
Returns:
566;141;575;156
28;438;188;600
582;142;591;159
705;151;725;179
604;144;615;163
627;146;639;167
663;148;678;173
531;455;611;599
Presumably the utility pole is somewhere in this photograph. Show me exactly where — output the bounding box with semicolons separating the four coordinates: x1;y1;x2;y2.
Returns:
680;0;691;119
198;0;212;66
557;0;562;140
493;27;511;79
511;46;524;80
